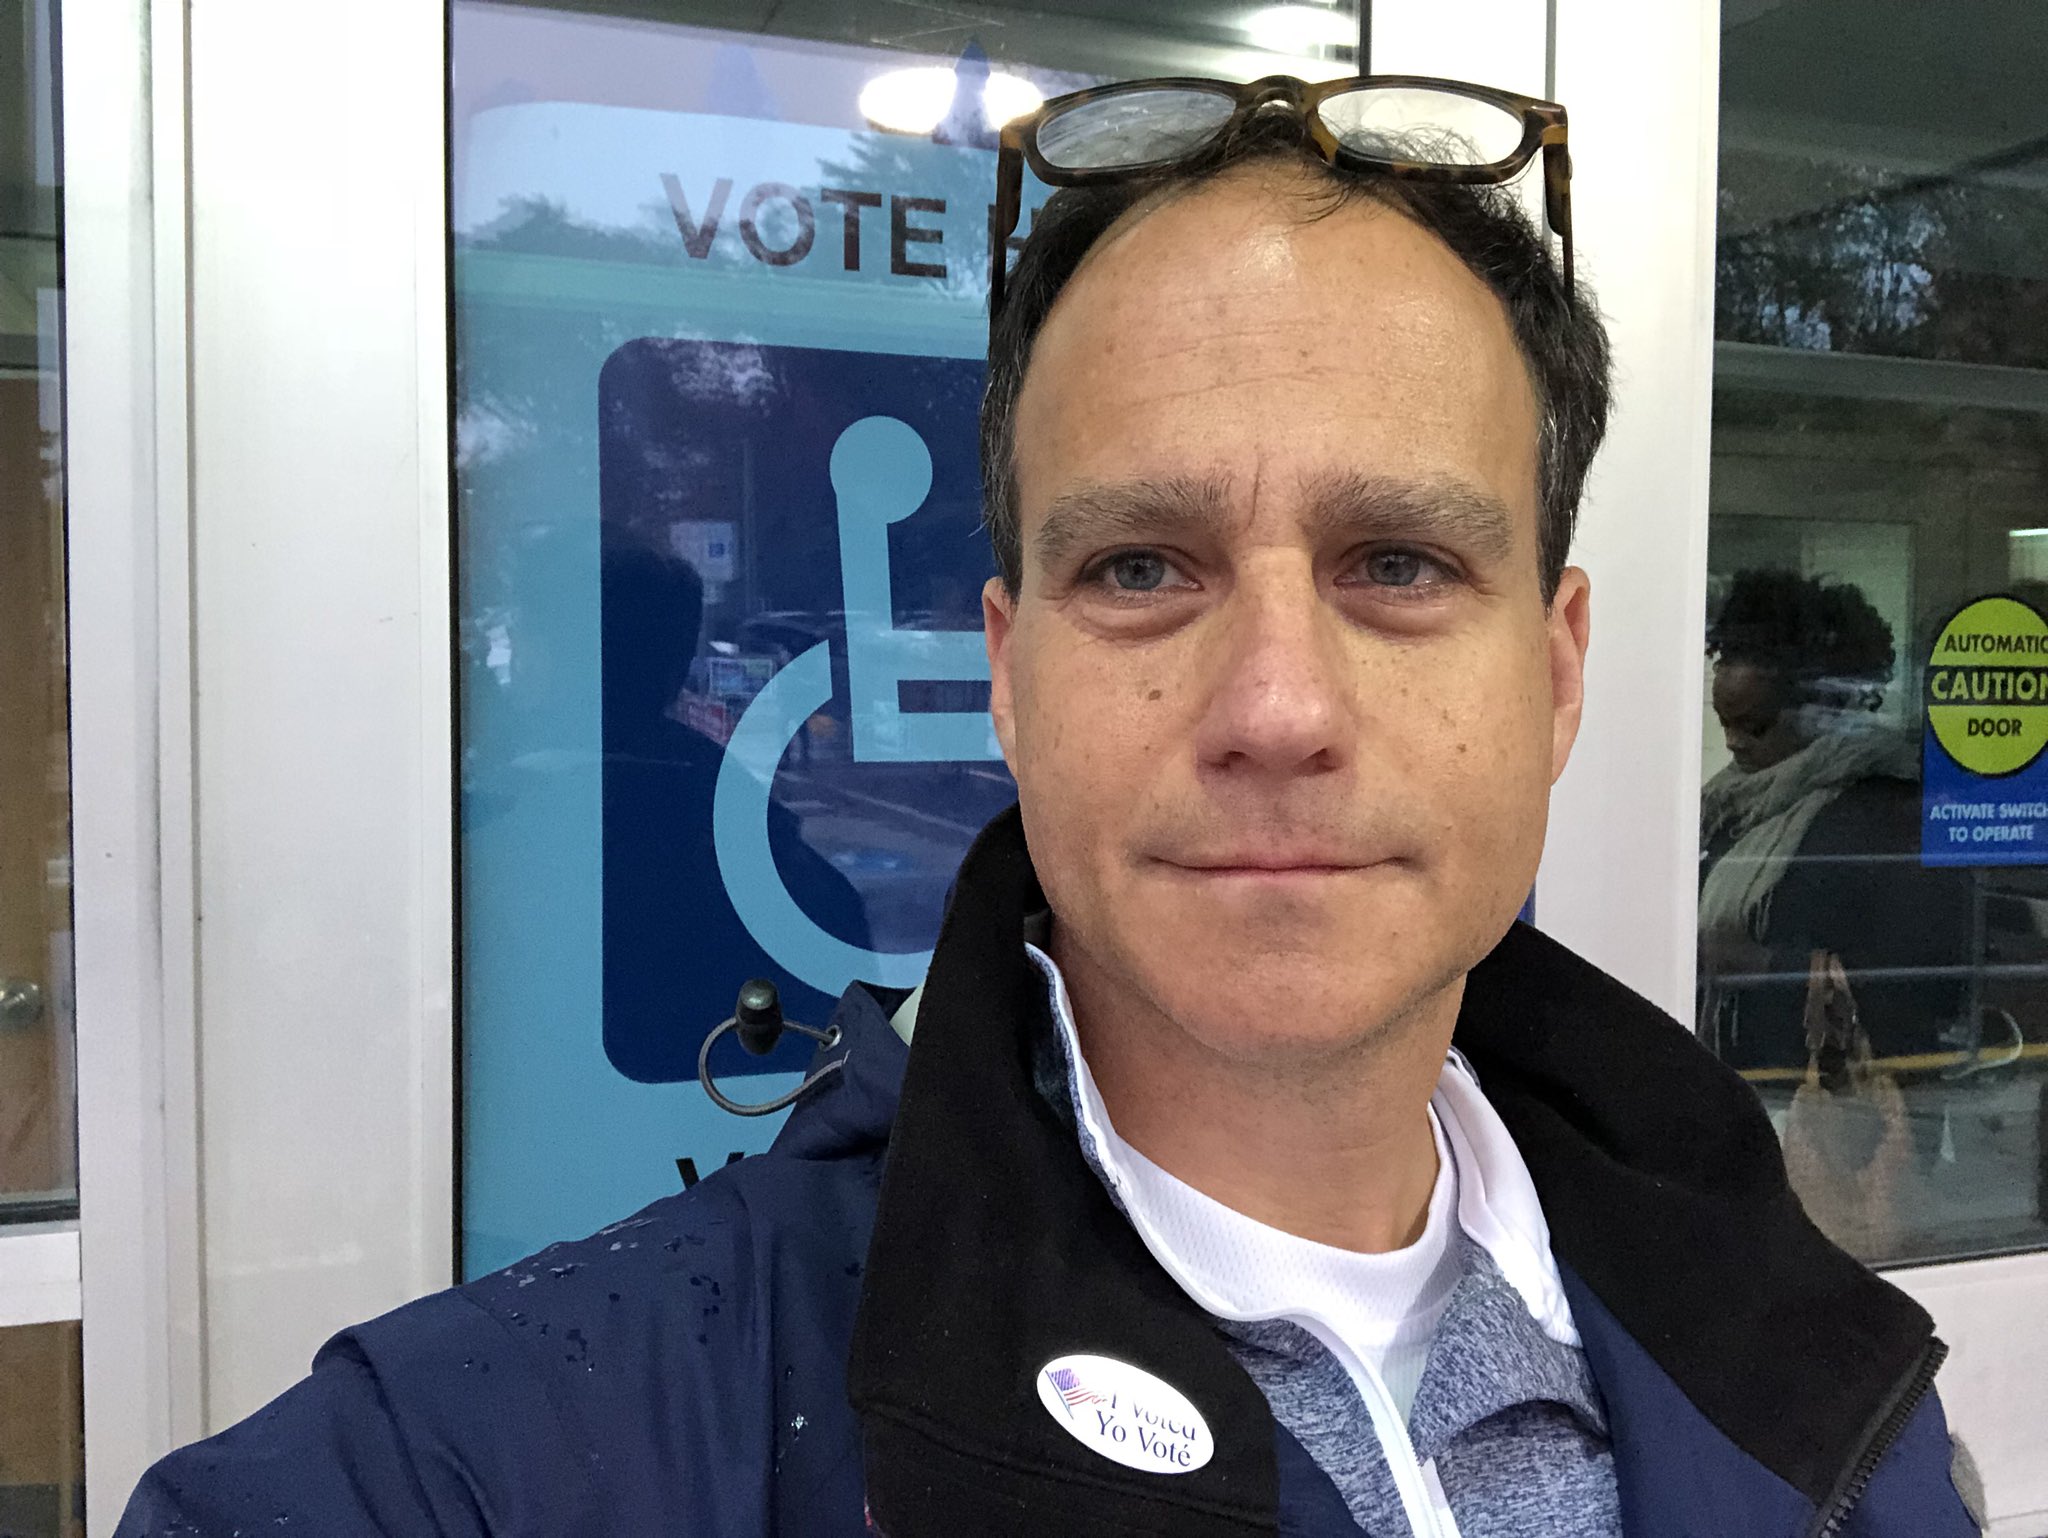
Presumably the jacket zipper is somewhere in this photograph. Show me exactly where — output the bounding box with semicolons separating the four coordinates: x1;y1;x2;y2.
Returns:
1807;1337;1947;1538
1304;1322;1460;1538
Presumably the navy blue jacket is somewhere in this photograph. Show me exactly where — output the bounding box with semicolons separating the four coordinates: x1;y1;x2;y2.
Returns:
119;810;1978;1537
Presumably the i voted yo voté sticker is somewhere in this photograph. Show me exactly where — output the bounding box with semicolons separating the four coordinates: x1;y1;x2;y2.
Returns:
1035;1354;1215;1475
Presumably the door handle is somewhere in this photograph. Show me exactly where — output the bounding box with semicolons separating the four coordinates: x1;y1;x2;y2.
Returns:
0;978;45;1029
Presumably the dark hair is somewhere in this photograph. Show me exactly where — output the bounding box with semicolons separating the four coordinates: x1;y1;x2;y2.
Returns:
1706;567;1896;709
978;113;1613;602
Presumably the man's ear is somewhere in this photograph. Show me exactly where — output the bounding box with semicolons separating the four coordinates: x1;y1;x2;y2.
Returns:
983;577;1020;773
1547;565;1592;784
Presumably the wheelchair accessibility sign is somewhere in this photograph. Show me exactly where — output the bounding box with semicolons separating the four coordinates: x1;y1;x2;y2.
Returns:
599;339;1013;1083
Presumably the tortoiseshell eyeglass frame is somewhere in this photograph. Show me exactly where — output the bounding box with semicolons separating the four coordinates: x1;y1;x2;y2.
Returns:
989;73;1573;324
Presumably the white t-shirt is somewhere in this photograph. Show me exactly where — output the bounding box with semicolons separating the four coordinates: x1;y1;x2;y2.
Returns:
1106;1087;1461;1418
1021;944;1582;1385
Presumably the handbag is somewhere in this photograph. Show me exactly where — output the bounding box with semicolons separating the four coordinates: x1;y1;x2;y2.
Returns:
1780;949;1919;1263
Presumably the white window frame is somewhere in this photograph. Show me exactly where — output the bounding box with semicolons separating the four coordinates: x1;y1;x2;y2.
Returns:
62;0;206;1522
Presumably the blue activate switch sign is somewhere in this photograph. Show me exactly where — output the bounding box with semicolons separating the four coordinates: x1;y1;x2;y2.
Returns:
1922;595;2048;867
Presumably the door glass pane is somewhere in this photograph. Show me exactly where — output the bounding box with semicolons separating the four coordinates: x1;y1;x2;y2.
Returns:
1704;1;2048;1264
0;1322;83;1538
0;0;76;1226
452;1;1360;1274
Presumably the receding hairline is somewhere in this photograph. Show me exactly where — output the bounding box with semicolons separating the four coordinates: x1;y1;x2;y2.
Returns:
1015;156;1543;460
1041;154;1437;332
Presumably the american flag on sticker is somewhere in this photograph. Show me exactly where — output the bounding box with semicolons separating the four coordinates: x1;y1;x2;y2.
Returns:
1048;1367;1105;1409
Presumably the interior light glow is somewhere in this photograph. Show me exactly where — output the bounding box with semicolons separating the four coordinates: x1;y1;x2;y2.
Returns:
982;73;1045;128
859;66;959;135
1243;3;1355;53
860;66;1047;135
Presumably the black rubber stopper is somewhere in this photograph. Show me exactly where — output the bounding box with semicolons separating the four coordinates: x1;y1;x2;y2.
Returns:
734;978;784;1056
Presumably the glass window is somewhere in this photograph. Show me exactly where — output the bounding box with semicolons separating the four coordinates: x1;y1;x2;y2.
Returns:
0;0;75;1228
452;1;1362;1275
1703;1;2048;1264
0;1322;83;1538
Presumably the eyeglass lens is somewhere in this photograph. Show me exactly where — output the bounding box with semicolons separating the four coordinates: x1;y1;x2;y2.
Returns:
1034;87;1238;172
1315;85;1527;167
1034;82;1531;175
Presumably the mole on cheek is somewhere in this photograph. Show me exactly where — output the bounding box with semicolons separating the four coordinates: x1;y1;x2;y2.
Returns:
1146;688;1163;702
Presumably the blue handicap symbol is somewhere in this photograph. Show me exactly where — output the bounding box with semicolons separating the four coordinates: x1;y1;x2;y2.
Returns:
713;415;1004;992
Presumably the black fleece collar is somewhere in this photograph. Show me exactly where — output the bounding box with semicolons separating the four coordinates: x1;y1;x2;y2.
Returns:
847;807;1935;1536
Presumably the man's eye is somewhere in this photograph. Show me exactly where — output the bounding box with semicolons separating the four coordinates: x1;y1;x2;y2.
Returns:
1091;551;1183;592
1354;549;1452;590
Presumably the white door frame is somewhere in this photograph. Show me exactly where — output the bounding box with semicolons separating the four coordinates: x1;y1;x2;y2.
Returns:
175;0;457;1435
63;0;205;1524
62;0;456;1528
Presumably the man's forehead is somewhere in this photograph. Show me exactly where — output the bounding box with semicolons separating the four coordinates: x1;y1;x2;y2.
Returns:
1050;164;1506;334
1013;186;1542;530
1019;171;1534;429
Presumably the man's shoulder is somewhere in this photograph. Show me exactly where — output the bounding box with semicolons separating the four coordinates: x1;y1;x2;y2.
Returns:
448;1144;883;1371
321;1173;781;1418
116;1154;882;1535
348;1154;875;1489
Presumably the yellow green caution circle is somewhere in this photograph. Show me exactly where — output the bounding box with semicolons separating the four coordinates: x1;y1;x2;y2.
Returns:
1926;596;2048;776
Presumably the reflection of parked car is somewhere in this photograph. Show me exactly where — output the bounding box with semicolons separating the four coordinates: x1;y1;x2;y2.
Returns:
703;654;775;700
737;610;834;661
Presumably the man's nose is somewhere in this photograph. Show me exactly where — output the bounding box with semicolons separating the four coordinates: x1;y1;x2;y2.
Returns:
1193;562;1352;775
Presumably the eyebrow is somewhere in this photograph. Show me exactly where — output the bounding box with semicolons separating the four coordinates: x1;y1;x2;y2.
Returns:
1030;469;1520;570
1033;474;1234;571
1299;469;1519;566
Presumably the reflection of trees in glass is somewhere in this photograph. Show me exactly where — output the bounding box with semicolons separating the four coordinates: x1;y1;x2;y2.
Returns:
465;192;734;268
1716;136;2048;369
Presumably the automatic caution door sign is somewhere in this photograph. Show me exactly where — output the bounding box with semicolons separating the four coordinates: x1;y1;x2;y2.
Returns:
1922;594;2048;866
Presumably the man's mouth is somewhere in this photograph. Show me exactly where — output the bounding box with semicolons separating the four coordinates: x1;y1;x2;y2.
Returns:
1153;851;1385;878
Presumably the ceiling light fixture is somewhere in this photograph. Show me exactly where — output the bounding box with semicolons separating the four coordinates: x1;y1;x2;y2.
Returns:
1243;3;1356;54
859;65;1046;135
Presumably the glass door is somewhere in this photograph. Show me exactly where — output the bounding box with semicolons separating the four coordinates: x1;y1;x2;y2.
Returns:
1;1;84;1534
1702;10;2048;1524
450;0;1365;1276
1705;0;2048;1273
0;0;73;1235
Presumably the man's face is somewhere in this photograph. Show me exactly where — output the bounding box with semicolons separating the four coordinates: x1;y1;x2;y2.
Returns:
985;168;1592;1065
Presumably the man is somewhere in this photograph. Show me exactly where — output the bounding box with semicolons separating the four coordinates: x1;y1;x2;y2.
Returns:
119;79;1981;1537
